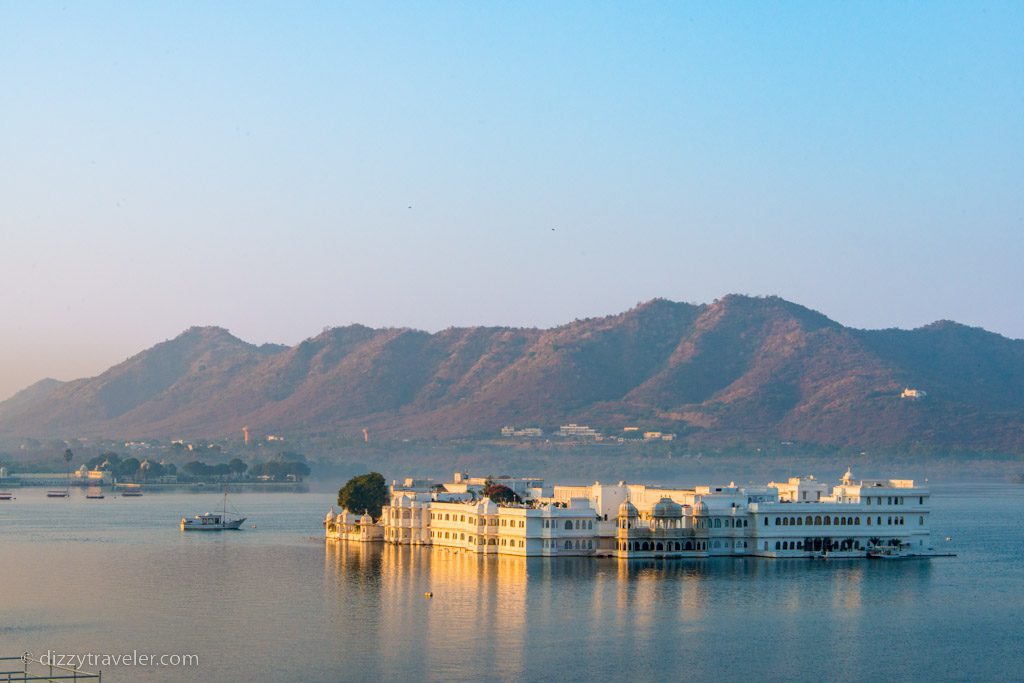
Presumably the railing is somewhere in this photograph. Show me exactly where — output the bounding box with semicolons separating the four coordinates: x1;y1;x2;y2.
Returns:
0;654;101;682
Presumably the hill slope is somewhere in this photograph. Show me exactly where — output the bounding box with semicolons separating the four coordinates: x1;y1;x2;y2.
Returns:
2;296;1022;452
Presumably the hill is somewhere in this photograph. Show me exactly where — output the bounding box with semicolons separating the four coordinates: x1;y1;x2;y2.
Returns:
1;296;1022;452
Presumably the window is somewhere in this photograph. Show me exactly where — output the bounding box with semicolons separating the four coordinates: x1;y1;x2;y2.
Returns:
775;517;781;526
919;496;924;505
775;542;780;550
919;516;924;525
782;517;789;526
565;520;573;530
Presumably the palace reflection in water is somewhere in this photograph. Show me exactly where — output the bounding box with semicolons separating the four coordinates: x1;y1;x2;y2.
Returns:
322;540;935;681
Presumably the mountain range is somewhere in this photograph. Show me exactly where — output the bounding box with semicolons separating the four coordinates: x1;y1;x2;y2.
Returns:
2;295;1022;452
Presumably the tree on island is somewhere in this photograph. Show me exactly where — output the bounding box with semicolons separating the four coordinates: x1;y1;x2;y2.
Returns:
64;448;73;487
337;472;387;518
482;482;521;504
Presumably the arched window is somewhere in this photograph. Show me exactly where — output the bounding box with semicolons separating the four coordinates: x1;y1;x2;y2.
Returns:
824;516;831;525
565;520;573;530
764;518;769;526
806;515;813;525
782;517;789;526
814;516;822;525
656;542;664;551
685;541;693;550
715;519;721;528
588;520;593;530
855;517;860;525
564;540;571;549
775;542;780;550
796;517;802;526
775;517;781;526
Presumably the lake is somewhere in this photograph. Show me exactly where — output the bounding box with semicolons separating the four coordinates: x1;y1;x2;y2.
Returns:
0;483;1021;682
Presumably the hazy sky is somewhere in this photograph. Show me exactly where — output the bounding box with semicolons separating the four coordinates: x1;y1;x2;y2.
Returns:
1;2;1022;400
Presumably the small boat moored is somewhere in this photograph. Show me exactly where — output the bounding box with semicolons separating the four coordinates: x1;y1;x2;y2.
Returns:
0;492;14;501
180;489;246;531
180;512;246;531
47;490;69;498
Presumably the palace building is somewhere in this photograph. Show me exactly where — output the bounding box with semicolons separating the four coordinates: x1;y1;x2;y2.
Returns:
325;468;937;559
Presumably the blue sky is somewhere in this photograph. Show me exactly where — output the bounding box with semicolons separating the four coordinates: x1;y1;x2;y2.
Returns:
1;2;1022;399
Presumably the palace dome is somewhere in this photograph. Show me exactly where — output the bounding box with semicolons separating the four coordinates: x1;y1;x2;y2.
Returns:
324;507;335;523
652;498;683;518
618;500;638;518
359;512;373;525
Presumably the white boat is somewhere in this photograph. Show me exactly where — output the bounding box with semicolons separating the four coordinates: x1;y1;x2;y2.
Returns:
867;542;913;559
180;490;246;531
47;490;69;498
0;492;14;501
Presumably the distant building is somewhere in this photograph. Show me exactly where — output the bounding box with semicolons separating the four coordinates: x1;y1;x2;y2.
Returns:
501;426;543;438
73;465;113;485
558;423;602;440
901;388;927;400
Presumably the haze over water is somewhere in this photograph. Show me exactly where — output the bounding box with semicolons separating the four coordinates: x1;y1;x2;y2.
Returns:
1;484;1021;682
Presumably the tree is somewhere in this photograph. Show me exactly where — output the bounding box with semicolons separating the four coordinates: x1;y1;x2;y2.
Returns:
337;472;387;518
118;457;141;479
483;483;521;504
228;458;248;477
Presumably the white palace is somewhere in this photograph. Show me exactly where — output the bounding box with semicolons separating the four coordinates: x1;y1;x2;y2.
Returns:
324;468;939;559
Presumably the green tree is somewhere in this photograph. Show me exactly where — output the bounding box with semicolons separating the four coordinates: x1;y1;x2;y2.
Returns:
228;458;248;476
483;482;521;504
64;448;73;487
337;472;387;518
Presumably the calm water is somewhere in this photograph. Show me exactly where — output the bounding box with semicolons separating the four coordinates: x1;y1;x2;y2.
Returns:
0;484;1022;682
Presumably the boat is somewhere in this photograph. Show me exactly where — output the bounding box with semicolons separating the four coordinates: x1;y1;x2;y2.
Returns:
120;486;143;497
0;492;14;501
867;543;913;559
46;490;69;498
85;487;105;500
180;489;246;531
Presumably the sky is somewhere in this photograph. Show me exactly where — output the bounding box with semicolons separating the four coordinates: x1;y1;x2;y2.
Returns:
1;1;1022;400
